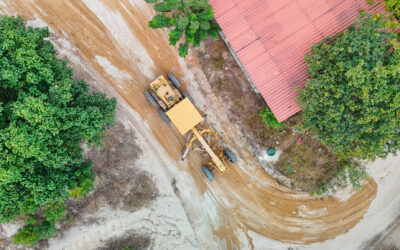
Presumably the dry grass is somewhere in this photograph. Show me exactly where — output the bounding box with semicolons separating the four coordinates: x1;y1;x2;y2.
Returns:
96;231;150;250
196;37;341;192
374;245;400;250
276;133;339;191
83;122;158;211
197;37;275;146
36;121;159;248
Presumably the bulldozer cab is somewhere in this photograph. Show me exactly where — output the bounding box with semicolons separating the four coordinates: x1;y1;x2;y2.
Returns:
166;98;203;135
150;75;181;109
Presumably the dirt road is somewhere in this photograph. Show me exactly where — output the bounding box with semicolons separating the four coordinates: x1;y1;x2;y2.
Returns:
1;0;399;249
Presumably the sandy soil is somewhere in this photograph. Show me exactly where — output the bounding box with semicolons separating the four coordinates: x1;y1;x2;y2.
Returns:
0;0;399;249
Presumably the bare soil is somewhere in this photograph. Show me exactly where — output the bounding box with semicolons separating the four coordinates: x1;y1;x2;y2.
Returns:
196;37;273;146
81;121;158;212
196;38;340;192
2;1;398;249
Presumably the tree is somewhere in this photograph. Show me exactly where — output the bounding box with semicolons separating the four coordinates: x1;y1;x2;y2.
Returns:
0;16;116;244
297;12;400;160
145;0;221;57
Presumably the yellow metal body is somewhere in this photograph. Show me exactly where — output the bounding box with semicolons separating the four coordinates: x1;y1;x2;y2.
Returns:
148;74;230;175
187;129;217;149
150;75;181;108
191;128;228;174
166;98;203;135
165;95;228;174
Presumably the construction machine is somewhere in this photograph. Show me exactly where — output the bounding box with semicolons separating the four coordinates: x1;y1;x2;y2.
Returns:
143;73;237;181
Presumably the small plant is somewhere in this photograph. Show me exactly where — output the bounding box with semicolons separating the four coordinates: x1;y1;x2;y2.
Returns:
211;57;223;69
145;0;221;57
259;106;285;129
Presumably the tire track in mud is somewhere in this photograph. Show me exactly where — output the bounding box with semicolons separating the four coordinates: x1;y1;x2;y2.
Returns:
0;0;378;248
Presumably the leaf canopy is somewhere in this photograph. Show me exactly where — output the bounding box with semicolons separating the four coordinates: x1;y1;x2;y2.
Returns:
298;12;400;160
0;16;116;223
146;0;221;57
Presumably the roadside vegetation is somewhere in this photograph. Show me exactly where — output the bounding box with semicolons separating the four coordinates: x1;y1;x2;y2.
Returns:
145;0;220;57
198;12;400;194
259;106;285;130
0;16;116;246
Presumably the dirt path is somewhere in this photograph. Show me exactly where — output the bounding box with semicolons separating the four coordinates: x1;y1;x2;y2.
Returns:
1;0;399;249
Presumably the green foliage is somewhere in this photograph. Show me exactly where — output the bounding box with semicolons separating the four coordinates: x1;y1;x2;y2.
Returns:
0;16;116;245
12;201;66;246
145;0;221;57
259;106;285;129
368;0;400;19
298;12;400;160
44;200;66;222
68;161;95;200
312;163;368;195
12;218;56;246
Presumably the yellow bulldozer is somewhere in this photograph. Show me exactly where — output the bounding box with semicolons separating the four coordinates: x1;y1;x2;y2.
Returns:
143;73;237;181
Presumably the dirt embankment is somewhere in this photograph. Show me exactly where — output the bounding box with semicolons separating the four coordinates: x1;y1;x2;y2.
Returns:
0;0;399;249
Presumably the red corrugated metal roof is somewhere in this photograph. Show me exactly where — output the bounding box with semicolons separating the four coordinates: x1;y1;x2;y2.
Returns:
210;0;385;122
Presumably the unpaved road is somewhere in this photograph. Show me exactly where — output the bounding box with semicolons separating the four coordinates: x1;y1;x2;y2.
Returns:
1;0;400;249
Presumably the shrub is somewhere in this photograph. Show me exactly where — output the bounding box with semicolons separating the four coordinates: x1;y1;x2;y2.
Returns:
12;201;66;246
312;164;369;195
259;106;285;129
12;218;56;246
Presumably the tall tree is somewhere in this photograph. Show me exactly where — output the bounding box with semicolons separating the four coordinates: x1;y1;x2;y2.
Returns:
0;16;116;244
298;12;400;160
368;0;400;19
145;0;221;57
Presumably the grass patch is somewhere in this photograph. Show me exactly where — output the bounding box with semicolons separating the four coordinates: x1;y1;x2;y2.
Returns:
276;135;339;191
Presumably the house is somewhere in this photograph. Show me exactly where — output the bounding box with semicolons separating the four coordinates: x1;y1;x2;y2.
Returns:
209;0;384;122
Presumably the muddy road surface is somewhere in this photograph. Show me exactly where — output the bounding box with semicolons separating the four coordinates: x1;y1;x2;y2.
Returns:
1;0;400;249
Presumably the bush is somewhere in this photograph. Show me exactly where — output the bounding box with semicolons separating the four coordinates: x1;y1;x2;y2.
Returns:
312;164;369;195
259;106;285;129
13;201;66;246
12;218;56;246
